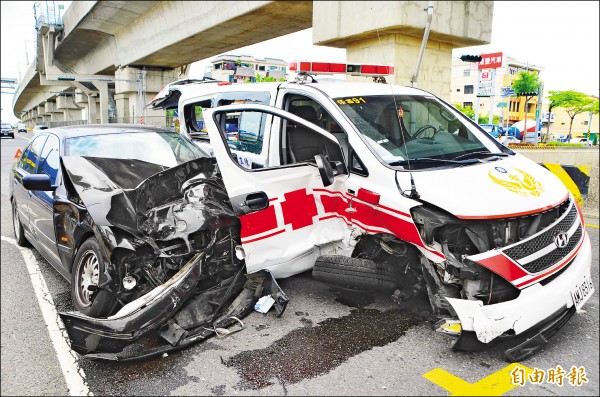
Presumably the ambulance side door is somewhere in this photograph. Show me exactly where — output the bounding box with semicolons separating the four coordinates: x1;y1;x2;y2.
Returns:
204;104;348;278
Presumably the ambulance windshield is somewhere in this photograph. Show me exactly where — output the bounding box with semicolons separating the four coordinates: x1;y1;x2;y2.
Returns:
335;95;506;168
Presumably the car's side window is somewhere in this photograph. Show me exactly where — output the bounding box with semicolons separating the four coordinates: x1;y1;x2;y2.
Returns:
37;135;60;185
184;99;213;139
215;92;271;158
281;95;347;167
19;135;47;174
215;110;270;169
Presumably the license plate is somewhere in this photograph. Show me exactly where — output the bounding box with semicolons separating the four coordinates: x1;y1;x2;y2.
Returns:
571;272;595;310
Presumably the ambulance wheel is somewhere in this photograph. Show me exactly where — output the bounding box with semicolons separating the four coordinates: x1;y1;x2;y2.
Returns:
312;255;397;291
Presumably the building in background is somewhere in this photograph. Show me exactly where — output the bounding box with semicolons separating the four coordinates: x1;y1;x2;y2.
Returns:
451;54;543;128
206;54;288;83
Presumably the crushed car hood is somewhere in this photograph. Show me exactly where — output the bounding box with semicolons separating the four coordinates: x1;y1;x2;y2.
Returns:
61;156;221;236
408;154;569;218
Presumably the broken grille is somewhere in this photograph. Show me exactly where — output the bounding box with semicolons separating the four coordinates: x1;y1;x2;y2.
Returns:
501;200;582;274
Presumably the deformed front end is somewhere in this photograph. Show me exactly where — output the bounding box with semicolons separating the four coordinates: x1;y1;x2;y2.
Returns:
412;196;594;361
58;157;289;361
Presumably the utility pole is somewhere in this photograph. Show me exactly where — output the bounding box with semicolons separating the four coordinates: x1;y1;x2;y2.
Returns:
475;69;482;124
137;70;144;124
489;68;497;124
534;82;543;145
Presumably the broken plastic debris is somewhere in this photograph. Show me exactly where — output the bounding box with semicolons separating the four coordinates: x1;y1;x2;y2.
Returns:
254;295;275;314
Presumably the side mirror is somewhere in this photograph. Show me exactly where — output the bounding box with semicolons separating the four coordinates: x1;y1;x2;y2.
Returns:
314;154;335;187
23;174;56;191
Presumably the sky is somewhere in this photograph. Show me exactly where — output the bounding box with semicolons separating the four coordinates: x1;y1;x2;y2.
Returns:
1;1;599;123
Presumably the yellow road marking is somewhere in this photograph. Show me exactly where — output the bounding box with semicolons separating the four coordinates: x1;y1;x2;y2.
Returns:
585;223;599;229
544;163;584;206
423;363;533;396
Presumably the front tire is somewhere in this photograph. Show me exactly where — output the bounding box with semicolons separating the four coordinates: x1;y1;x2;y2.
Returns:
313;255;398;292
12;199;30;247
71;238;117;317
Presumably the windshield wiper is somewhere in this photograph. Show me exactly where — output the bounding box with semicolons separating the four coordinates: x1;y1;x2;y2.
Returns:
452;151;509;161
389;157;478;167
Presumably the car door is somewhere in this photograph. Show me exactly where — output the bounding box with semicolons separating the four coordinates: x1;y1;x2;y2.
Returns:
28;134;63;270
204;104;349;278
12;134;48;239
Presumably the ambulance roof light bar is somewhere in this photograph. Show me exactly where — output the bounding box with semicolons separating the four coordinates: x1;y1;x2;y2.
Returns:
289;61;394;83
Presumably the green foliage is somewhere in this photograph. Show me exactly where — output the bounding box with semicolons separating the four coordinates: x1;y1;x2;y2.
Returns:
512;71;541;99
547;90;599;135
453;104;501;125
545;141;587;147
453;103;475;120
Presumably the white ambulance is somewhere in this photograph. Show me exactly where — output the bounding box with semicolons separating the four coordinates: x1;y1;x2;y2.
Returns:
151;62;593;361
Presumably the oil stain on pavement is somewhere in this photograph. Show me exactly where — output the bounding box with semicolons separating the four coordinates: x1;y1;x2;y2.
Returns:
225;292;427;390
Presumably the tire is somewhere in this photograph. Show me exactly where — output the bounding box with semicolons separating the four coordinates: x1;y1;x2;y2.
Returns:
12;199;30;247
313;255;397;292
71;238;117;317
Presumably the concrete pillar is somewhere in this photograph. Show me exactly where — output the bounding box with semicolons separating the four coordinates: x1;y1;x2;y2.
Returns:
115;66;182;124
87;95;97;124
95;81;110;124
115;94;130;124
312;1;493;101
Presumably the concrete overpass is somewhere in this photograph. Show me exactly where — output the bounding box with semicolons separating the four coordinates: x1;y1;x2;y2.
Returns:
14;0;493;127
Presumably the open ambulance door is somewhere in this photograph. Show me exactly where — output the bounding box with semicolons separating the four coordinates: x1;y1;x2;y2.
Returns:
203;104;349;278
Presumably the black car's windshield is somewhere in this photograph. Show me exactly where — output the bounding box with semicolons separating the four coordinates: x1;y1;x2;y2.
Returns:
335;95;506;169
66;131;207;167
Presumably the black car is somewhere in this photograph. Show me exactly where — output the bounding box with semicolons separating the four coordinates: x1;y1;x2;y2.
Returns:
9;124;287;361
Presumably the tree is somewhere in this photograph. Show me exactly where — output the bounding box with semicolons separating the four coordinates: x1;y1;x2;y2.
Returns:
453;104;500;125
512;71;541;135
548;90;599;139
544;91;563;142
453;104;475;120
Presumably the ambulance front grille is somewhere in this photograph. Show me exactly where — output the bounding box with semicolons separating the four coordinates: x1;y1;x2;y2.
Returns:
501;199;581;274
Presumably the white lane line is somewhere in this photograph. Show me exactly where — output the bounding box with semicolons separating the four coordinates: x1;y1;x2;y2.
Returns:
1;236;92;396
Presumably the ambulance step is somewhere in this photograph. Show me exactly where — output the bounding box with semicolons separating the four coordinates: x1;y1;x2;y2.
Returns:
312;255;397;291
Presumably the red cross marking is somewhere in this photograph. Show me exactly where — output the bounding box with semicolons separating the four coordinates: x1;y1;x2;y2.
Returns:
280;188;318;230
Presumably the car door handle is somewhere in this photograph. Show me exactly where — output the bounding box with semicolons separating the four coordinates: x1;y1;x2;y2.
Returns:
231;191;269;215
242;192;268;210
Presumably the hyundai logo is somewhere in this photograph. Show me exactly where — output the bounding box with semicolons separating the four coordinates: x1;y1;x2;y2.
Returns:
495;167;507;173
554;232;570;249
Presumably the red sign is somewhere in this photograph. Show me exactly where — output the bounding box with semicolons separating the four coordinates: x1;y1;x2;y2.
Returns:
478;52;503;69
481;71;490;80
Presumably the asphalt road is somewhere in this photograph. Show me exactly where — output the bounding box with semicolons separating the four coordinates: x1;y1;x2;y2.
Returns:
1;131;598;396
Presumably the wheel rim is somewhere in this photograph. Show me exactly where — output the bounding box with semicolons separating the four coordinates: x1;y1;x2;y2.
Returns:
12;204;21;241
76;250;100;307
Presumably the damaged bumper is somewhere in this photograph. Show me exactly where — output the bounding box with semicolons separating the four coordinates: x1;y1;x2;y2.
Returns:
60;252;288;361
442;232;593;360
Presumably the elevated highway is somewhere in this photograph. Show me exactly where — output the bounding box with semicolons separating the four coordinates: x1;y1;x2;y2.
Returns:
13;1;493;127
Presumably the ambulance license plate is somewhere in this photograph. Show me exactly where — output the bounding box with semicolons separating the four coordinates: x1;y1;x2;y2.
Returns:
571;272;594;311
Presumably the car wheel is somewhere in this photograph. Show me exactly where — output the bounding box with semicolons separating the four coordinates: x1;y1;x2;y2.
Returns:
71;238;117;317
12;199;30;247
312;255;398;292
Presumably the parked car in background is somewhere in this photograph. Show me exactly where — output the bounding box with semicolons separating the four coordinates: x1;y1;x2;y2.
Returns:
569;137;593;146
479;124;505;138
18;123;27;132
1;122;14;139
499;135;520;146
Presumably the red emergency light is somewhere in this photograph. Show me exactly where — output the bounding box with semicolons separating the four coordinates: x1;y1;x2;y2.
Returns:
290;61;394;77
